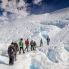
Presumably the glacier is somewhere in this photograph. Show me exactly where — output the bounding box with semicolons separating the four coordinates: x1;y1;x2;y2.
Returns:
0;6;69;69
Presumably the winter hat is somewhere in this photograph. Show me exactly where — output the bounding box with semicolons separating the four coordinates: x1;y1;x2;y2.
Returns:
20;38;23;40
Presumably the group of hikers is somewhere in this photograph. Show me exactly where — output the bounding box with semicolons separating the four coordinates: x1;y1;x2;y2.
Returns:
8;36;50;65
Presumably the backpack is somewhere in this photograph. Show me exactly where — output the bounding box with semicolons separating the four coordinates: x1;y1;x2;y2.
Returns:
19;41;23;47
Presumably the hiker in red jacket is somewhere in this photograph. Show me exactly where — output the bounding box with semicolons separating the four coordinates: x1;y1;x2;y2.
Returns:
25;39;29;52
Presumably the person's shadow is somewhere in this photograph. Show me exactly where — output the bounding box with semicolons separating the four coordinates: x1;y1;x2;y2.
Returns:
0;60;8;65
1;54;8;58
0;54;9;65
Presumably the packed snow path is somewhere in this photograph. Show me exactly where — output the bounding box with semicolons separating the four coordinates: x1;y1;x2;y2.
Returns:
0;50;47;69
0;52;31;69
0;46;69;69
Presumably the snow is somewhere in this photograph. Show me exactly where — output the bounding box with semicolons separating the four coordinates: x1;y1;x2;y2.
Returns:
33;0;42;5
0;7;69;69
0;50;48;69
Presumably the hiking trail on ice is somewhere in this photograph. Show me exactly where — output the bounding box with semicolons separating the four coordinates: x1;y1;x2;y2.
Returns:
0;50;47;69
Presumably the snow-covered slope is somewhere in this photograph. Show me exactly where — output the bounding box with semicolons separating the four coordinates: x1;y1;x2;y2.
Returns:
37;25;69;69
0;7;69;69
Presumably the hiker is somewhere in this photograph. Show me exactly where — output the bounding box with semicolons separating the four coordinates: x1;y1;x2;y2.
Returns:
19;38;25;54
13;41;19;61
8;42;15;65
25;39;29;52
40;38;43;47
33;41;37;50
47;36;50;45
30;40;34;51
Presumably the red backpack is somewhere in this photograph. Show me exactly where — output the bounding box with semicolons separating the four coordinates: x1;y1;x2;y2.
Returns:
25;40;29;46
